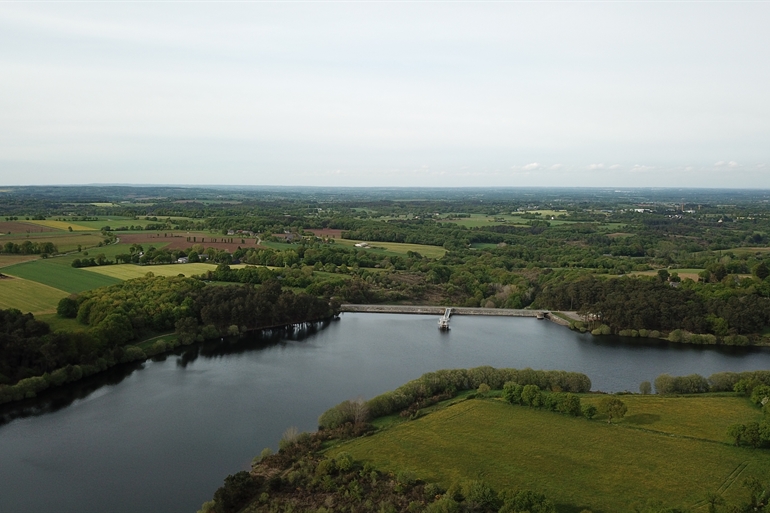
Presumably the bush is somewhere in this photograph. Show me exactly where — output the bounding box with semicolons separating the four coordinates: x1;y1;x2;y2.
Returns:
213;471;260;513
582;404;597;419
639;381;652;395
502;382;524;405
591;324;611;336
750;385;770;407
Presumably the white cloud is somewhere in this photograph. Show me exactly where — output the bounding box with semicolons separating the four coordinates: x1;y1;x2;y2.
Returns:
609;164;621;170
714;161;726;167
587;163;605;170
728;161;739;168
523;162;541;171
549;164;562;170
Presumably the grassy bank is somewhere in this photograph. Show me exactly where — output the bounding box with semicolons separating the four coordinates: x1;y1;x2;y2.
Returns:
332;395;770;512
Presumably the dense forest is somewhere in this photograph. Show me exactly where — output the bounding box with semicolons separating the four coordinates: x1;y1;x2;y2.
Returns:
0;276;335;403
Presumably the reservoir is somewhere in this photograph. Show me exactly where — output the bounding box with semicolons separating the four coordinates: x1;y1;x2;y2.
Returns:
2;313;770;513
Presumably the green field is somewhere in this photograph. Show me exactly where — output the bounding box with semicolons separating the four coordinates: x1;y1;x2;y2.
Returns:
2;259;121;293
0;276;68;314
335;397;770;512
83;262;239;280
335;239;447;259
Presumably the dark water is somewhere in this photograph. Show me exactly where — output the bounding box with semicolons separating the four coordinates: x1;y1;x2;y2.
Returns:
2;313;770;513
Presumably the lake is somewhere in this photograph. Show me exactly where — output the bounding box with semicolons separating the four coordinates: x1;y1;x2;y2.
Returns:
1;313;770;513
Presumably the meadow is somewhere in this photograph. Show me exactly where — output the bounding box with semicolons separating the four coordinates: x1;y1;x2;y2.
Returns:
334;238;447;259
2;259;121;293
335;396;770;512
0;276;68;314
82;262;249;280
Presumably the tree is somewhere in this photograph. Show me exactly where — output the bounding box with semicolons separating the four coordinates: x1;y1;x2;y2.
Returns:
727;423;746;446
599;396;627;424
754;262;770;281
639;381;652;395
521;384;543;407
56;297;78;318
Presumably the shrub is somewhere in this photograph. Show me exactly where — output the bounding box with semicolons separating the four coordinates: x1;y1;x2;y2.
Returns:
212;471;260;513
477;383;490;397
750;385;770;407
502;382;524;405
639;381;652;395
582;404;597;419
591;324;611;336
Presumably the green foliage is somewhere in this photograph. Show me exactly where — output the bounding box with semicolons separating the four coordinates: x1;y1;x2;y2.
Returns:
499;489;555;513
56;297;78;318
581;404;597;419
363;367;591;420
599;396;628;423
654;373;710;394
640;381;652;394
213;471;260;513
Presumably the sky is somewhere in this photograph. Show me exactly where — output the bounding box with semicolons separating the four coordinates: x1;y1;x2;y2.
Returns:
1;1;769;188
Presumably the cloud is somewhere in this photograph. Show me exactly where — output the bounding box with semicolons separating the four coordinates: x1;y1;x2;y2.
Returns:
714;161;725;167
587;163;605;170
609;164;621;170
728;161;739;168
523;162;540;171
549;164;562;170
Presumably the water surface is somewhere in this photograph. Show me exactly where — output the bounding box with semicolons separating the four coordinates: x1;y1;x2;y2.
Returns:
1;313;769;513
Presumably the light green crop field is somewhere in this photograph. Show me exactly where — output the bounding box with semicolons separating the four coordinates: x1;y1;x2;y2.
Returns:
335;398;770;512
2;259;121;293
82;262;234;280
0;276;68;314
335;239;447;259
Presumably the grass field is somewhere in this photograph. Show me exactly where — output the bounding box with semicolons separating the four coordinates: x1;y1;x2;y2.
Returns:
335;397;770;512
0;276;68;314
0;233;109;253
82;262;238;280
25;220;95;231
335;239;447;259
2;259;122;293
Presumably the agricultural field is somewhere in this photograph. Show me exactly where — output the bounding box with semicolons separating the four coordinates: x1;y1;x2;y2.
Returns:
1;259;121;293
334;238;447;259
0;275;68;314
25;219;94;231
0;254;38;268
0;232;108;253
438;213;530;228
82;262;251;280
335;397;770;512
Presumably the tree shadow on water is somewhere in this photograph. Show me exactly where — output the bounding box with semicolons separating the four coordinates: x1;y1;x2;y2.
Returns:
0;362;144;427
175;320;331;367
